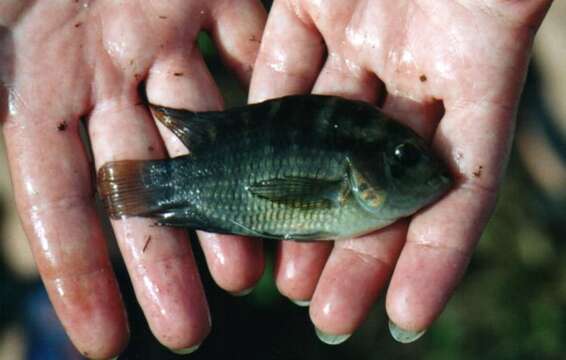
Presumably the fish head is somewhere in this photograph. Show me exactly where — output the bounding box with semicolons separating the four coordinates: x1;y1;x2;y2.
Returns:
351;120;452;219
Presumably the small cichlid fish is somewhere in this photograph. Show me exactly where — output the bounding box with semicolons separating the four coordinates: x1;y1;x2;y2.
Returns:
98;95;452;241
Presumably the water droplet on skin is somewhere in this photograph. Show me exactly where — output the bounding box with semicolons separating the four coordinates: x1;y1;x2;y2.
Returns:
8;89;23;116
53;278;66;297
321;302;332;316
401;49;415;65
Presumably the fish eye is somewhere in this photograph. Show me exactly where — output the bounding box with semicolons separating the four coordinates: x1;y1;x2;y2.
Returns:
393;143;421;166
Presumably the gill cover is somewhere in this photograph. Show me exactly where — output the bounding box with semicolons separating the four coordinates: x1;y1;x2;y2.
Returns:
348;164;386;214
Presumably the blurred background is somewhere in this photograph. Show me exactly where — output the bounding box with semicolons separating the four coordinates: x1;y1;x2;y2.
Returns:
1;2;565;360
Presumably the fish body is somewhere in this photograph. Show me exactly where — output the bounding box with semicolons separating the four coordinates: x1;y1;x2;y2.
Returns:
98;95;452;241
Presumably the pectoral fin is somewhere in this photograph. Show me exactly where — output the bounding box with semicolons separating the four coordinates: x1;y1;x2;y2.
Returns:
247;176;349;209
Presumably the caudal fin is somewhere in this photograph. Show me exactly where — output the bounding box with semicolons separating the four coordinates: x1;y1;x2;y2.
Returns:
97;160;172;219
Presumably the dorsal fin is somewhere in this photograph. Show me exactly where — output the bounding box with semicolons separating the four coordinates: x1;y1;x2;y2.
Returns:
149;95;390;154
150;105;218;152
149;101;284;153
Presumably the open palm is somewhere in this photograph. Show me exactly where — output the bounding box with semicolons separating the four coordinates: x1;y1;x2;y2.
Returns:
249;0;552;343
0;1;266;358
0;0;553;357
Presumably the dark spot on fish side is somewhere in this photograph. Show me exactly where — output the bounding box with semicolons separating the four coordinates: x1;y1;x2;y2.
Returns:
57;121;68;131
473;165;483;178
74;22;82;28
159;15;168;19
143;235;152;253
173;72;184;77
419;74;427;82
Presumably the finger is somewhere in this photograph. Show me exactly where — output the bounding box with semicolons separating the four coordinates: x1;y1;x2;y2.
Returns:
89;97;209;351
207;0;267;84
309;222;406;338
246;0;328;304
3;113;128;358
146;48;265;294
248;0;325;102
386;99;513;333
273;55;381;304
312;52;380;103
273;241;332;303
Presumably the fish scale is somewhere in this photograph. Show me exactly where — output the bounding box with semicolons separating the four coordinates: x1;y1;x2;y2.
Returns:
177;145;363;237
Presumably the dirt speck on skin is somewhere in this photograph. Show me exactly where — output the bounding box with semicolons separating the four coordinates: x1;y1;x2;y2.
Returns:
74;22;82;28
473;165;483;178
57;121;68;132
148;145;155;152
173;72;184;77
419;74;427;82
159;15;168;19
143;235;152;253
249;35;261;43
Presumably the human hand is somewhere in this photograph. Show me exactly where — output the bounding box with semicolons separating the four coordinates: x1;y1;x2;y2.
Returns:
249;0;552;343
0;1;266;358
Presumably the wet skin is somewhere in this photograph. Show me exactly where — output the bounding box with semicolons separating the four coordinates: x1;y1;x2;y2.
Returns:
0;0;267;358
0;0;553;358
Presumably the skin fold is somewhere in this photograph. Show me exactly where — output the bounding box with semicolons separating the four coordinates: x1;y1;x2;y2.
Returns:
0;0;553;358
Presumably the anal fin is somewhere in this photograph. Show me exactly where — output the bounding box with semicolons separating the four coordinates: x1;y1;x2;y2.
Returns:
154;208;232;234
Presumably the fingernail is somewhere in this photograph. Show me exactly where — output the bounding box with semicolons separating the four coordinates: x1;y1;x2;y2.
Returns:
388;320;426;343
290;299;310;307
171;344;201;355
230;287;255;296
315;327;351;345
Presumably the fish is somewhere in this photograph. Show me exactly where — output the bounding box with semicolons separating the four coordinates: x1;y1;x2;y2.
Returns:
97;95;452;241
